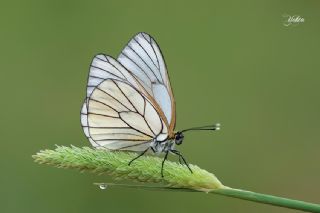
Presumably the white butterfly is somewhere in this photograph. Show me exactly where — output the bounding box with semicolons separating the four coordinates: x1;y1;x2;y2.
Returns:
81;32;220;177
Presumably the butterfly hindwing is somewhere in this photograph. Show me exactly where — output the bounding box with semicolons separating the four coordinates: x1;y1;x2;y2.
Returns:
82;79;168;151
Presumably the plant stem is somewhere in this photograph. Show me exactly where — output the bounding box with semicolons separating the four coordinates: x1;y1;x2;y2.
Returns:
95;183;320;213
212;187;320;213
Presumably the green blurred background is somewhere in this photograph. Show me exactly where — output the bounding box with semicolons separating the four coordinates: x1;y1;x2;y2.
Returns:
1;0;319;212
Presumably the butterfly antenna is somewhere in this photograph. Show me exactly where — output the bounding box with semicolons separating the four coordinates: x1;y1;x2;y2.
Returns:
180;123;221;133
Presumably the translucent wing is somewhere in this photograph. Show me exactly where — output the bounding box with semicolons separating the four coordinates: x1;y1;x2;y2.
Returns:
82;54;142;143
81;79;168;151
118;32;176;133
85;54;140;98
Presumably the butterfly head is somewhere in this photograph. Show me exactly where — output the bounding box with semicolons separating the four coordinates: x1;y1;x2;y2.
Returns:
174;132;184;145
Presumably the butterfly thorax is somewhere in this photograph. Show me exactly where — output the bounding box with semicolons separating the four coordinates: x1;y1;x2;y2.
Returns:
150;131;184;154
150;139;175;154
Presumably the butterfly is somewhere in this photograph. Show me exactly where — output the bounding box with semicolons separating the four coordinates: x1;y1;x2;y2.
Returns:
81;32;220;177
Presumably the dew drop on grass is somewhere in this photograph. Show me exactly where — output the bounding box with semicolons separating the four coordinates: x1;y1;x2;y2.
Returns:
99;184;108;190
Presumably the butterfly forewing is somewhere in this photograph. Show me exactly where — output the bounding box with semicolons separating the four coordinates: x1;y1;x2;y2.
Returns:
118;32;176;133
86;54;140;98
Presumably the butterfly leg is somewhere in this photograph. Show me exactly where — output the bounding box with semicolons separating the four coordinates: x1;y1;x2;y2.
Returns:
161;151;169;177
171;150;193;174
150;147;156;153
128;148;149;166
174;152;183;165
178;155;183;164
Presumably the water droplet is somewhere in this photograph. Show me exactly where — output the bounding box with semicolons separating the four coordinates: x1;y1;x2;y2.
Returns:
99;184;108;190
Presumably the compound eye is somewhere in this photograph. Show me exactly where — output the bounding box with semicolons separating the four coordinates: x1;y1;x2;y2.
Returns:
175;135;184;145
176;139;182;145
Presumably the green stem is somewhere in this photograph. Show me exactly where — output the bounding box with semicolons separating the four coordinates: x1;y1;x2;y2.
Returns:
212;187;320;213
95;183;320;212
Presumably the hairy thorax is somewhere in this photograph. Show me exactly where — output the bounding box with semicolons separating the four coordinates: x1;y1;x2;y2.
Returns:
150;139;175;154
